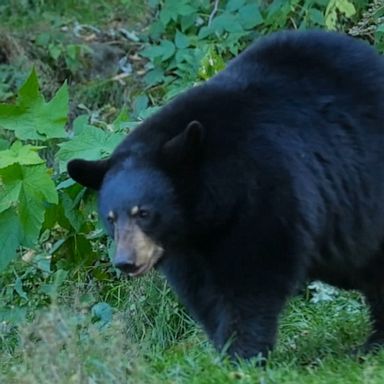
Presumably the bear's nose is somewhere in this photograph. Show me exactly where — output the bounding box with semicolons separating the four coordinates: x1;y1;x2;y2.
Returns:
114;260;140;274
113;245;139;274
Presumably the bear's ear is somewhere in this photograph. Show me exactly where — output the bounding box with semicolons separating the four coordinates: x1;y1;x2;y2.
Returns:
67;159;110;190
162;120;205;164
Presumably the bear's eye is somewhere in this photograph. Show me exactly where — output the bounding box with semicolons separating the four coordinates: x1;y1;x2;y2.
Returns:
131;205;150;220
107;210;116;224
138;208;150;219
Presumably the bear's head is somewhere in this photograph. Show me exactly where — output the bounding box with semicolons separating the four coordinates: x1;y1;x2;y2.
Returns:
67;120;205;276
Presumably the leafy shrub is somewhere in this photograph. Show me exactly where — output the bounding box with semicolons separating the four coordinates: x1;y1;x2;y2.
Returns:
0;0;378;309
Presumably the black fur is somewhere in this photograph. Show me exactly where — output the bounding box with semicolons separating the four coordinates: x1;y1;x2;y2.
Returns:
67;30;384;360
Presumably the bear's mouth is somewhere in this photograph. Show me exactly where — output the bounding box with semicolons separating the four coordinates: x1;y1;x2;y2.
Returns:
113;223;164;277
128;251;163;277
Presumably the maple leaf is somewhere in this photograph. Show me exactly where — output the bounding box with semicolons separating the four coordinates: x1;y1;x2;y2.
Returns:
0;68;68;140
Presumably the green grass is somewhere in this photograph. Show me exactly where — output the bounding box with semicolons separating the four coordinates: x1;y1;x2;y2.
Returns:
0;0;148;29
0;0;148;109
1;274;384;384
1;1;384;383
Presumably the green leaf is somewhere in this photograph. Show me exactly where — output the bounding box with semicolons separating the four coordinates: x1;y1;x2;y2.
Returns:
72;115;90;135
238;4;263;29
335;0;356;17
0;208;21;271
160;0;195;25
55;234;98;269
0;306;27;324
160;9;173;25
198;26;213;39
0;141;45;169
35;32;51;47
48;43;62;61
57;120;124;173
325;0;356;30
0;173;21;214
175;49;194;65
211;13;243;34
0;138;10;150
14;277;28;300
226;0;246;11
199;47;226;80
148;20;166;39
180;14;196;32
92;302;113;328
112;108;131;132
133;95;149;117
0;68;68;140
66;44;79;61
60;192;83;232
56;178;76;190
39;269;68;298
143;68;165;87
308;8;325;25
37;80;69;138
138;106;161;120
175;30;190;49
0;163;58;246
141;40;176;62
148;0;159;7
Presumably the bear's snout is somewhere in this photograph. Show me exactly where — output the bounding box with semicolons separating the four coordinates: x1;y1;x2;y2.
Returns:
113;222;164;277
114;255;140;275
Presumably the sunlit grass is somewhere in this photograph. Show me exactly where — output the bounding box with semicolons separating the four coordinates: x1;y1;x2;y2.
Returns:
2;277;384;384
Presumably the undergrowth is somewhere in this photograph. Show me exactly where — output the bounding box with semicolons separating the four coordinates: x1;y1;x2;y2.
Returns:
1;0;384;383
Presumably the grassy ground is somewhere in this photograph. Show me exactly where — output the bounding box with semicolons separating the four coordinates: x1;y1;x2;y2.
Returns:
1;274;384;384
1;1;384;383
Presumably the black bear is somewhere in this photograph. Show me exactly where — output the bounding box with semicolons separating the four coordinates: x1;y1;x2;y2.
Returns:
68;30;384;360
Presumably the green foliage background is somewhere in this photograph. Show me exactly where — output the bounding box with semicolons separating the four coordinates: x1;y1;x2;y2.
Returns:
1;0;379;275
1;0;384;382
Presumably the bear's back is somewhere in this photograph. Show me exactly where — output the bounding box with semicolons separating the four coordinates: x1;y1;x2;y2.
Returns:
219;30;384;95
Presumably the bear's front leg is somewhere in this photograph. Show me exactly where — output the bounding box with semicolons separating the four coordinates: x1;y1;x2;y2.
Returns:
160;247;298;361
204;222;303;361
210;292;286;361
